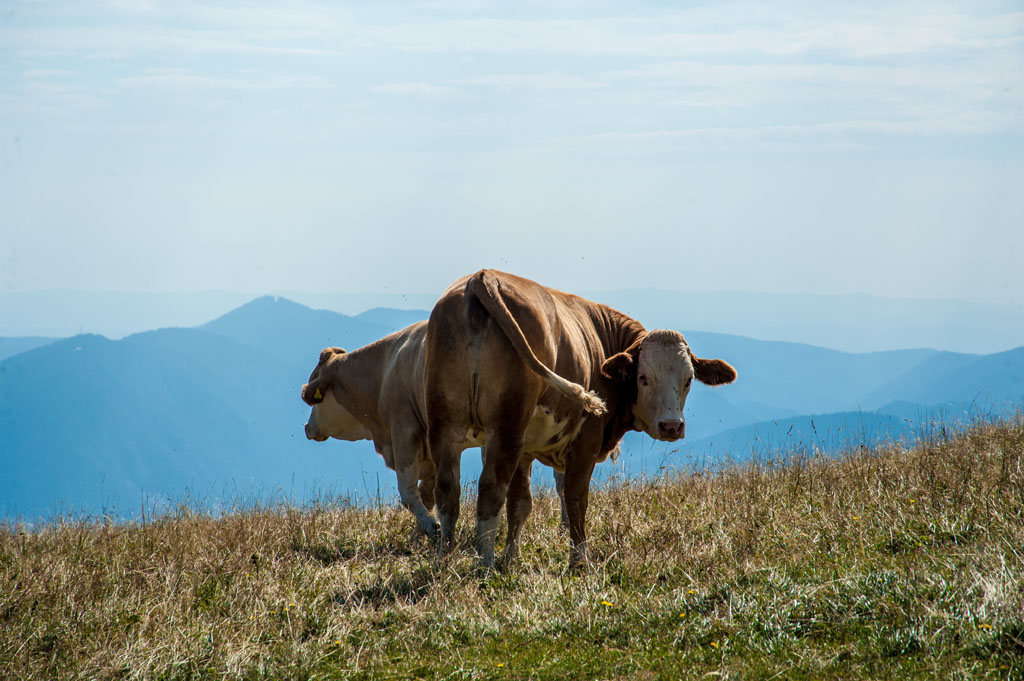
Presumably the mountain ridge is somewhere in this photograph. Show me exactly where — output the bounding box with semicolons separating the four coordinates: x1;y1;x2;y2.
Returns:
4;288;1023;353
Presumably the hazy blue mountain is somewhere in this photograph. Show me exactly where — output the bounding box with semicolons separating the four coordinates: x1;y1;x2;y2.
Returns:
5;288;1023;354
683;411;921;462
682;389;767;441
860;348;1024;411
0;327;397;523
0;337;58;362
684;331;938;415
199;296;409;374
595;410;926;482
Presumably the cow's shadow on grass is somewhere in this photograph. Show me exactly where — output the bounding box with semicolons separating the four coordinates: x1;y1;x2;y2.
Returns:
334;567;435;609
293;533;433;567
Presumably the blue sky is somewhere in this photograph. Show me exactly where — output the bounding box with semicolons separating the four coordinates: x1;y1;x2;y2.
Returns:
2;0;1022;304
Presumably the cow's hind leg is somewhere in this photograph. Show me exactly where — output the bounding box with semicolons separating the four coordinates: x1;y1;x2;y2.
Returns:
429;425;465;558
476;429;524;568
501;456;534;565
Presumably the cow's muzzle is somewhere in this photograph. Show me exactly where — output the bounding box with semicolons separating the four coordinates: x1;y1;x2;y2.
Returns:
304;422;328;442
657;419;685;441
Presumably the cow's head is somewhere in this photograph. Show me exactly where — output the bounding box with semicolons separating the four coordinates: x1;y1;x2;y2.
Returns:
301;347;373;442
601;330;736;442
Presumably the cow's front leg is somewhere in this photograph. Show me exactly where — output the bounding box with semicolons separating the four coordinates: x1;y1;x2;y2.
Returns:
553;470;568;530
502;456;534;565
392;431;439;539
395;462;438;539
476;431;523;568
563;455;596;571
418;449;437;512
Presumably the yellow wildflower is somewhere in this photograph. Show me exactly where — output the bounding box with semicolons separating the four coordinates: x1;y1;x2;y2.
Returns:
601;600;614;607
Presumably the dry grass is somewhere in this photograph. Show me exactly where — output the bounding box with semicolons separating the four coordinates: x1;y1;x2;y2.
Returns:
2;418;1023;680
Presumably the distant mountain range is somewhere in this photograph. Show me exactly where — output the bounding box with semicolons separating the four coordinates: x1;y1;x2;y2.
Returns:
1;296;1021;523
4;289;1024;354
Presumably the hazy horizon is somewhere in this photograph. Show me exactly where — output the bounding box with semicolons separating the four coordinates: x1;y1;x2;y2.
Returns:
3;287;1024;355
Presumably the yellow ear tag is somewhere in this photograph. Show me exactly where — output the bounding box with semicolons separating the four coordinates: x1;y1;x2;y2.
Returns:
315;389;322;400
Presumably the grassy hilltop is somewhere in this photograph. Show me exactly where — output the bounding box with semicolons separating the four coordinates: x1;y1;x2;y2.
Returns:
2;420;1022;680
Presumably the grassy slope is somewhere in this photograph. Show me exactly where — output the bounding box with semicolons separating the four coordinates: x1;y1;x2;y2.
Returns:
2;420;1022;680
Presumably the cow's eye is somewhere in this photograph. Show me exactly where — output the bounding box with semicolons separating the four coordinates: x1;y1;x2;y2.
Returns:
639;374;649;386
685;378;692;389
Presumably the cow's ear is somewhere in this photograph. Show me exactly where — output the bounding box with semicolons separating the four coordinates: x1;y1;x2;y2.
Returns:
301;378;329;405
319;347;345;362
691;354;737;386
602;336;644;382
601;351;634;382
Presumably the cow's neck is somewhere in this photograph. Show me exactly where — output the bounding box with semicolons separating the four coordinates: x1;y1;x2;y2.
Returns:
591;304;645;455
594;305;646;356
336;340;390;435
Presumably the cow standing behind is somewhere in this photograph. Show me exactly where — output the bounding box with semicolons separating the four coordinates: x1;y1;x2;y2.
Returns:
425;269;737;568
301;322;440;537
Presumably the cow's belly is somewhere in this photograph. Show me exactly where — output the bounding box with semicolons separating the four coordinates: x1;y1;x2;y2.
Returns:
463;405;583;472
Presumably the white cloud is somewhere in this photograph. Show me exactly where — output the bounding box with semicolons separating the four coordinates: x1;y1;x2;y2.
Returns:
604;56;1023;131
371;82;463;98
363;6;1024;58
6;25;340;59
115;68;331;91
460;72;605;91
21;69;77;80
555;113;1020;154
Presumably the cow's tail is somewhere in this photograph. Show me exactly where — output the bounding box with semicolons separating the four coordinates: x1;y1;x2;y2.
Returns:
466;270;607;416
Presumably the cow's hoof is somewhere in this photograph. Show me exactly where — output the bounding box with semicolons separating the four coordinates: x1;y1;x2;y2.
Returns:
500;544;521;567
568;543;592;572
416;517;439;540
437;533;456;560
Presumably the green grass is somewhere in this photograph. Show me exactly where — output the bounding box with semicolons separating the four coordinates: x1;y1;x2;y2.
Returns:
2;418;1022;680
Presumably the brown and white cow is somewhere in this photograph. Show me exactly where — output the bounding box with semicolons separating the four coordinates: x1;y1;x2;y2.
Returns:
300;321;440;537
425;269;737;568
